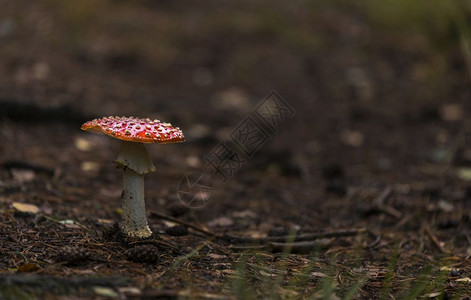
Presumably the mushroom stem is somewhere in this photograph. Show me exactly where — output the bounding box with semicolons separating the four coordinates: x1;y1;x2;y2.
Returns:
121;168;152;238
115;141;154;238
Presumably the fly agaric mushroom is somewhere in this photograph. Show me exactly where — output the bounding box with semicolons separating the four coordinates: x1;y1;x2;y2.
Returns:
81;116;184;238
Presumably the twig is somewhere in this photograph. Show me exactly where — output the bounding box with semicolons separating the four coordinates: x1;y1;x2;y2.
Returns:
375;187;393;206
465;233;471;260
367;232;381;248
374;187;402;219
229;245;266;251
151;212;366;253
423;225;448;254
149;211;221;238
1;160;55;176
231;240;332;253
125;289;230;299
223;228;367;244
268;240;332;253
394;214;412;229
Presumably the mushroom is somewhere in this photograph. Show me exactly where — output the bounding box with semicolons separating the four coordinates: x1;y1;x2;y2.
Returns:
81;116;185;238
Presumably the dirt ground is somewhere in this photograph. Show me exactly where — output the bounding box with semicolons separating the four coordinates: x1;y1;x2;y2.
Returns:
1;0;471;299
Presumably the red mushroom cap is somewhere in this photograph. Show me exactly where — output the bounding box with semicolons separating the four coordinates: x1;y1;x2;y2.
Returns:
81;116;185;144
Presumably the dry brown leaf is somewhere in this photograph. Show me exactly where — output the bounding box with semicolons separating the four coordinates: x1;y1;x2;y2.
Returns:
208;216;233;227
75;137;94;151
232;210;257;218
12;202;39;214
17;263;40;273
426;292;442;298
81;161;100;172
11;169;35;183
440;103;463;121
340;130;364;147
97;218;114;225
311;271;330;278
208;253;227;259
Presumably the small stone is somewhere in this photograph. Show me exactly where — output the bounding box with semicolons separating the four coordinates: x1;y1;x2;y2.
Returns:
449;268;460;277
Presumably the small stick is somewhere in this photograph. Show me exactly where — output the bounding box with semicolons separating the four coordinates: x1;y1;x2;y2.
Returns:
124;289;228;299
465;234;471;260
423;225;448;254
268;240;332;253
231;240;332;253
375;187;402;219
367;232;381;248
224;228;367;244
150;211;221;238
375;186;393;206
230;245;266;251
394;214;412;229
151;212;366;247
1;160;55;176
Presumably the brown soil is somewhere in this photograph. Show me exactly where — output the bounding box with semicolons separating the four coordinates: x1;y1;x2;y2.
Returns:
1;0;471;299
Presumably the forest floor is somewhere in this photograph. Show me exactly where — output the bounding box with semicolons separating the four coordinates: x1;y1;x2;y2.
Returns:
1;0;471;299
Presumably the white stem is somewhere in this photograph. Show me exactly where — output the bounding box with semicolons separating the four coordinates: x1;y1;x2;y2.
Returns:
121;168;152;238
115;141;155;175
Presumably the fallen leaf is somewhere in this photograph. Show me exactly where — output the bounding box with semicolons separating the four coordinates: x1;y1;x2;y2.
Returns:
425;292;442;298
81;161;100;172
440;103;463;121
185;155;201;168
12;202;39;214
208;253;227;259
59;219;75;225
65;224;82;229
11;169;35;183
259;270;276;277
75;137;93;151
208;216;233;227
244;231;265;238
214;87;251;112
340;130;364;147
232;210;257;218
118;287;141;296
93;287;119;298
97;218;114;225
311;272;330;278
222;269;238;275
213;263;231;268
162;220;177;227
456;277;471;282
74;270;95;275
17;263;40;273
457;168;471;181
438;200;454;213
32;61;50;80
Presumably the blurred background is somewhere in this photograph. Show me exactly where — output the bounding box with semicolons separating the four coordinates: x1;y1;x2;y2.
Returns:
1;0;471;228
